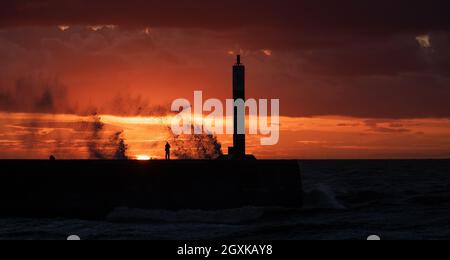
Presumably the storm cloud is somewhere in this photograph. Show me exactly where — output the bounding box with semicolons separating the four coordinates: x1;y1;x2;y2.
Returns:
1;1;450;118
1;0;450;34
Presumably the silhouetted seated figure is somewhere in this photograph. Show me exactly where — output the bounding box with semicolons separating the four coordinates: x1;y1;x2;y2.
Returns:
165;142;171;160
49;155;56;161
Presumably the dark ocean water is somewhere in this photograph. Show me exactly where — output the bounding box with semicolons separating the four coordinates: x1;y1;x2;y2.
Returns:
1;160;449;240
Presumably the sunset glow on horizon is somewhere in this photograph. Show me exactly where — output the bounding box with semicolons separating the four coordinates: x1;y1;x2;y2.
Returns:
1;112;450;160
136;155;151;161
1;1;450;160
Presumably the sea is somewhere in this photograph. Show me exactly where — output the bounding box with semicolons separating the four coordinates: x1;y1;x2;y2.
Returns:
0;160;449;240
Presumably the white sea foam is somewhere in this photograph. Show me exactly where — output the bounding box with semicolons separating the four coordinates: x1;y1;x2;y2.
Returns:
303;184;346;210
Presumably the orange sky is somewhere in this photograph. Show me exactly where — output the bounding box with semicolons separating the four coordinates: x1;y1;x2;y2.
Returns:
1;1;450;159
1;112;450;159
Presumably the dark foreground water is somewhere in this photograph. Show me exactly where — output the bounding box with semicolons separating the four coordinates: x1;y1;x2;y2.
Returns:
1;160;449;240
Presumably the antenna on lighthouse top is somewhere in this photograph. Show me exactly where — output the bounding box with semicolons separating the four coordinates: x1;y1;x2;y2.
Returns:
237;55;241;65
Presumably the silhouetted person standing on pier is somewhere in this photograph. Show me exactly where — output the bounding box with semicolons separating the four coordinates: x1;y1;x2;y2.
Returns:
165;142;171;160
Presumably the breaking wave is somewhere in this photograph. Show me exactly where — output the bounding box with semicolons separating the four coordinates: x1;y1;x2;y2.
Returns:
302;184;346;210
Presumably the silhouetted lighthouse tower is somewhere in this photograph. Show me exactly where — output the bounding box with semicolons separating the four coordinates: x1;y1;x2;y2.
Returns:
231;55;246;158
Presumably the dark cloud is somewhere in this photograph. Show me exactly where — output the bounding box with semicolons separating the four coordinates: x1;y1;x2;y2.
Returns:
364;120;412;133
1;0;450;35
280;73;450;118
1;1;450;119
